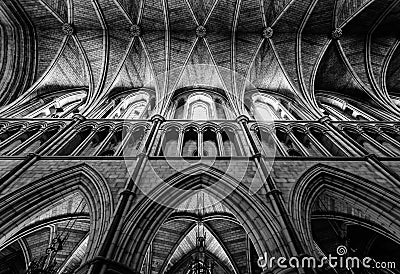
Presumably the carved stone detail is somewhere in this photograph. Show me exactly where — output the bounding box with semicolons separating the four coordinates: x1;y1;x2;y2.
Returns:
62;23;74;36
331;28;343;40
262;27;273;39
196;26;207;38
130;24;142;37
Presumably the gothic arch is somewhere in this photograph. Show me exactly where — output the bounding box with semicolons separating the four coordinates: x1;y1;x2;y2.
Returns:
116;164;288;271
0;164;113;262
288;164;400;256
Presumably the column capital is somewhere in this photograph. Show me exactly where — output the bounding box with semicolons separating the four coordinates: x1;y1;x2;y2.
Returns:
119;189;136;198
137;152;148;160
266;188;282;197
72;113;86;122
150;114;165;123
365;153;378;160
318;115;331;124
26;153;41;160
236;114;250;123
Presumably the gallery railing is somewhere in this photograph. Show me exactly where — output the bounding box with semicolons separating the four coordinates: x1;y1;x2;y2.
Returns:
0;118;399;158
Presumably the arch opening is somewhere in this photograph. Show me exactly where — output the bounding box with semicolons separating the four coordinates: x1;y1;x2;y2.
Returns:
117;166;286;272
290;165;400;273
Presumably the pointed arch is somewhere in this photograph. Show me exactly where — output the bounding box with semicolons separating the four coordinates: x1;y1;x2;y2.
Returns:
152;214;243;274
116;164;289;271
156;221;197;274
0;163;113;262
288;164;400;256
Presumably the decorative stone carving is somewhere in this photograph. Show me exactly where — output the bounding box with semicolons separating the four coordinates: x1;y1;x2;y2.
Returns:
196;25;207;38
130;24;142;37
62;23;74;36
331;28;342;40
151;114;165;123
262;27;273;39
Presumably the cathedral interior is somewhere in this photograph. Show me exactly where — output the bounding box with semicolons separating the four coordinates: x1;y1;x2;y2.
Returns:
1;0;400;273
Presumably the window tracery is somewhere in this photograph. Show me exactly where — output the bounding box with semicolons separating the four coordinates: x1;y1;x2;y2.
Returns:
28;91;86;119
247;93;299;121
157;124;243;157
108;92;150;120
170;90;233;120
318;95;377;121
120;126;146;157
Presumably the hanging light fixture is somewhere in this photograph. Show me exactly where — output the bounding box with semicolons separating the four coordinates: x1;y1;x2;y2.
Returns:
189;191;214;274
26;199;86;274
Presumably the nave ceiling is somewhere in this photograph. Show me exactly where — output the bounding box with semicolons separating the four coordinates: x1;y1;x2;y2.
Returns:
1;0;400;116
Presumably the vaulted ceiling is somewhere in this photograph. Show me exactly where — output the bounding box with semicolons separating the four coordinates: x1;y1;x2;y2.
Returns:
0;192;90;273
146;191;253;274
1;0;400;117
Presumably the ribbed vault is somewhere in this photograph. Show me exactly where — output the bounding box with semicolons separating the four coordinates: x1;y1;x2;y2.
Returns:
138;188;260;274
0;191;91;273
166;224;236;273
1;0;400;117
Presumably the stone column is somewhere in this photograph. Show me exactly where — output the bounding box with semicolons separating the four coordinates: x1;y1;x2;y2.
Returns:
236;115;310;274
83;114;164;274
216;128;224;156
0;114;86;192
38;113;86;155
318;116;365;156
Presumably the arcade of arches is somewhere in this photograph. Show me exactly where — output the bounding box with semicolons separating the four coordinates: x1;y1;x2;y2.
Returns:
1;0;400;274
